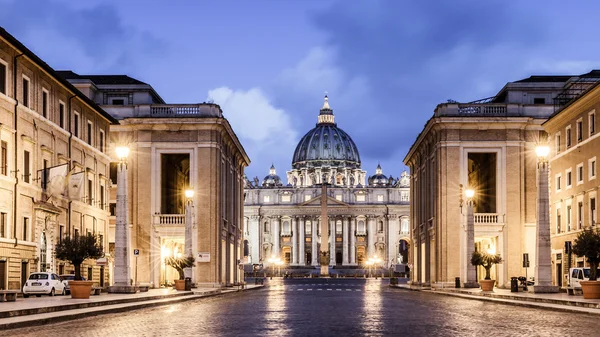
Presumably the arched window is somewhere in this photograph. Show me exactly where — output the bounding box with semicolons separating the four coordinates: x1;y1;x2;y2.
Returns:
401;218;409;233
358;220;366;233
305;221;312;234
283;220;290;235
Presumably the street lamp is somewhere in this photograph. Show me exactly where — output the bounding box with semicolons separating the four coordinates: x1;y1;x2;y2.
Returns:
464;188;479;288
184;188;194;280
533;145;559;293
109;146;136;293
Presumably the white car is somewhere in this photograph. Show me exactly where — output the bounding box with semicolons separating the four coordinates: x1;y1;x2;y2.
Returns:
22;272;66;297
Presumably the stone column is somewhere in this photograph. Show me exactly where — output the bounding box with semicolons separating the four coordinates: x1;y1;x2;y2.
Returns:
350;217;356;265
312;217;318;266
250;216;260;264
273;216;280;258
465;200;478;288
387;215;398;266
367;215;376;258
292;217;298;265
343;216;349;265
330;218;335;265
534;157;559;293
299;217;305;266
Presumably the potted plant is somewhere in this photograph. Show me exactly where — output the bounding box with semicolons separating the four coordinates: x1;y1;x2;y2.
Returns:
572;228;600;299
55;233;104;299
164;255;195;290
471;251;503;291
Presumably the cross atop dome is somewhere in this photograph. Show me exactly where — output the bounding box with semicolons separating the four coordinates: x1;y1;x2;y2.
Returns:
318;93;335;125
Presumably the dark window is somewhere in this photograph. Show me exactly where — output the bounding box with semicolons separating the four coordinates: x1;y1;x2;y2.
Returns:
74;113;79;137
0;212;6;238
567;171;572;186
112;99;124;105
59;103;65;128
591;114;596;135
87;122;92;145
578;202;583;229
58;264;64;275
109;203;116;216
0;260;6;290
0;62;6;94
579;166;584;182
577;121;583;142
567;128;572;147
88;179;93;205
42;159;48;190
99;131;105;153
22;78;29;107
1;141;7;176
592;198;597;226
533;98;545;104
23;150;30;183
100;185;105;210
42;91;48;118
87;267;93;281
59;225;64;243
74;228;79;237
22;217;28;241
109;163;118;184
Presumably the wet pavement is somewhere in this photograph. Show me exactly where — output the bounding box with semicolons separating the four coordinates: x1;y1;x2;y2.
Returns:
7;278;600;336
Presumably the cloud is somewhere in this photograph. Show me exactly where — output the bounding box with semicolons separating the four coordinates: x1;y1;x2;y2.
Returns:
207;87;298;179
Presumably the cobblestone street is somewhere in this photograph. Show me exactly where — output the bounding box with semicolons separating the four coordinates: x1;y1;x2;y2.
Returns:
7;278;600;336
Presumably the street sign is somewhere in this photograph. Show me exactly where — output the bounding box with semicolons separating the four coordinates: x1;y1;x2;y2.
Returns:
133;249;140;256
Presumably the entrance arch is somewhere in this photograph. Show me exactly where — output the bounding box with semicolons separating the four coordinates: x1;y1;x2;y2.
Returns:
398;239;409;264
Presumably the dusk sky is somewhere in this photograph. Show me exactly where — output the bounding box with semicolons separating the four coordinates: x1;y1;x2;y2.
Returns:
2;0;600;182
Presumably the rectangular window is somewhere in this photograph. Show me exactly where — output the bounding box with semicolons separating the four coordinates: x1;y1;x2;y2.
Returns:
304;195;311;202
577;164;584;184
281;195;291;202
356;195;366;202
263;195;270;203
112;99;125;105
99;130;105;153
74;228;79;237
1;141;7;176
42;159;48;190
59;225;64;243
578;201;583;229
590;111;596;136
592;198;597;226
42;90;48;118
336;194;342;201
566;126;572;148
109;203;116;216
0;62;6;94
23;150;30;183
556;175;562;191
555;133;561;154
533;97;546;104
109;162;118;184
22;217;28;241
87;178;93;205
87;121;92;145
377;195;384;202
59;103;65;128
0;212;6;238
73;112;80;137
100;185;105;210
590;158;597;180
566;170;572;188
577;119;583;142
22;77;29;108
557;208;562;233
567;205;572;231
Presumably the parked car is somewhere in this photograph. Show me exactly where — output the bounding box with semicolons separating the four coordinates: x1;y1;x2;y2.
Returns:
22;272;66;297
59;274;85;295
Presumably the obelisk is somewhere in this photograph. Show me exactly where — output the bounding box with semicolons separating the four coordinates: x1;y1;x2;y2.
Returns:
320;181;329;276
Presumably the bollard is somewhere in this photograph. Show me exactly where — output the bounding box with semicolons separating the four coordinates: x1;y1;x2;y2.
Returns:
511;277;519;292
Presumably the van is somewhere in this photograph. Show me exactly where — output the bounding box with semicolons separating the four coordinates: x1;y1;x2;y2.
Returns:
567;267;591;295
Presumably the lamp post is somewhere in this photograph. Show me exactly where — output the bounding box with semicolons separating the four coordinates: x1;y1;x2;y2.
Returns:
533;145;559;293
464;188;479;288
109;146;136;293
184;188;194;280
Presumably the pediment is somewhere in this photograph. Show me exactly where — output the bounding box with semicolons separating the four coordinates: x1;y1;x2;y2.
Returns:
299;194;349;207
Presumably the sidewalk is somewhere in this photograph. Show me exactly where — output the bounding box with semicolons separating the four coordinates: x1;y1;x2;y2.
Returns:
0;284;263;330
391;284;600;314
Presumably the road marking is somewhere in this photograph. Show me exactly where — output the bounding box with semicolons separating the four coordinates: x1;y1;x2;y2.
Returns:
327;289;332;291
317;289;322;291
346;289;352;291
298;289;303;291
307;289;313;291
336;289;341;291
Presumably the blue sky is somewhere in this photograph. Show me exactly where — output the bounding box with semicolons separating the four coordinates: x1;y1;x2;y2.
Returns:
2;0;600;182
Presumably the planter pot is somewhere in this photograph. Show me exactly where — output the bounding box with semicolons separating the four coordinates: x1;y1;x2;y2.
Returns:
69;280;94;299
174;279;186;291
580;280;600;299
480;279;495;291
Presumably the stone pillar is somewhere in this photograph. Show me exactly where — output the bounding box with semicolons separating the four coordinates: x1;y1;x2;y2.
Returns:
299;217;305;266
534;159;559;293
367;215;376;258
250;216;260;264
387;215;398;266
465;200;479;288
292;217;298;265
312;217;318;266
184;199;194;279
330;218;336;265
350;217;356;265
343;216;349;265
273;216;280;258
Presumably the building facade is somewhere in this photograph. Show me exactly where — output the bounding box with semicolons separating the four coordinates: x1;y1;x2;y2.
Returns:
244;97;410;272
0;27;116;290
542;72;600;288
59;71;250;287
404;75;577;288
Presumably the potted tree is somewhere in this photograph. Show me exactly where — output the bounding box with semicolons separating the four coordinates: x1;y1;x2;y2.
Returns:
572;228;600;299
55;233;104;299
471;251;503;291
165;255;195;290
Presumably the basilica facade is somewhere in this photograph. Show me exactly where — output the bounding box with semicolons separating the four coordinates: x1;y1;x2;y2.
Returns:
244;97;410;271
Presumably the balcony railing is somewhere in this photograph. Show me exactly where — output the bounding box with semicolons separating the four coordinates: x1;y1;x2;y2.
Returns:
154;214;185;225
149;104;222;118
474;213;504;224
435;103;554;118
